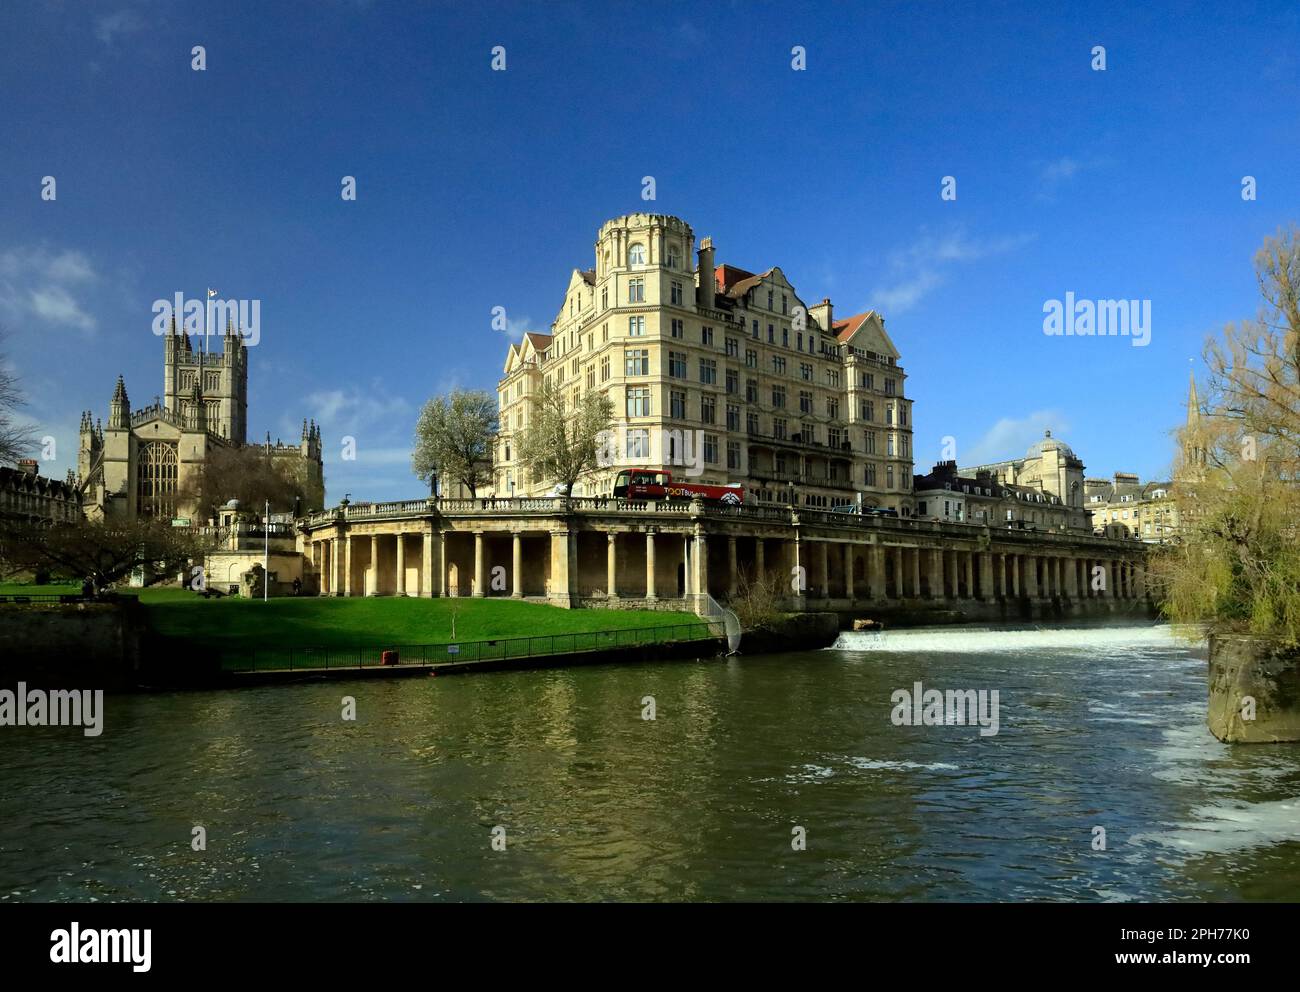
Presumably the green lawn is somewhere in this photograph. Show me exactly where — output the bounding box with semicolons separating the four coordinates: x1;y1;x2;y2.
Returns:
0;582;83;596
132;588;709;670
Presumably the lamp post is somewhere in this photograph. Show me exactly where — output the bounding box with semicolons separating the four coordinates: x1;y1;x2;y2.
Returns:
263;499;269;603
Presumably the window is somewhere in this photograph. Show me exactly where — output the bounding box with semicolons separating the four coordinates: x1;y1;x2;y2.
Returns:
725;368;739;394
800;363;813;381
727;440;740;469
782;328;789;347
670;318;684;338
725;336;739;357
702;326;714;346
751;319;759;338
887;434;896;456
801;423;816;443
865;430;876;454
626;428;650;458
667;246;679;268
799;391;813;413
670;390;686;419
669;351;688;378
886;406;894;426
865;463;877;486
601;355;610;381
626;387;650;417
828;398;839;420
701;396;716;424
699;359;717;385
747;412;759;435
586;367;595;388
918;501;928;516
704;434;719;464
671;281;684;305
628;243;646;266
773;417;788;440
826;369;840;388
746;379;759;403
625;349;648;375
726;403;740;431
767;323;775;343
797;333;804;351
782;294;788;314
628;316;645;336
601;287;608;310
899;405;908;427
862;373;874;390
885;378;896;396
628;278;644;303
861;400;874;421
745;348;758;369
772;356;787;374
137;440;178;518
828;427;843;448
887;465;895;488
767;289;774;310
772;385;786;408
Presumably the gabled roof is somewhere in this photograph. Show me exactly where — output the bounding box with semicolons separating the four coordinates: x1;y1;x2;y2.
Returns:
579;269;596;285
834;310;900;360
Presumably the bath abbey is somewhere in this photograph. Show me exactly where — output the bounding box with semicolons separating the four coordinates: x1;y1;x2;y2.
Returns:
76;322;324;522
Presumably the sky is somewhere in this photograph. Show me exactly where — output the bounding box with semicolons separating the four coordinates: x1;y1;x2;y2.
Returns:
2;0;1298;502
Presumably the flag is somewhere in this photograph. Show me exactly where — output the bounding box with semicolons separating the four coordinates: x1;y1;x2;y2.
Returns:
207;288;218;298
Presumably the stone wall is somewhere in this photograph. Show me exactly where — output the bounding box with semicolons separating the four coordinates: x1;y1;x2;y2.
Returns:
1208;633;1300;743
0;600;148;689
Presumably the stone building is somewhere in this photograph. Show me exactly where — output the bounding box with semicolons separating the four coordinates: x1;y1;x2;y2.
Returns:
959;430;1089;532
914;456;1084;532
0;460;82;523
495;213;915;512
77;323;324;522
1085;473;1178;541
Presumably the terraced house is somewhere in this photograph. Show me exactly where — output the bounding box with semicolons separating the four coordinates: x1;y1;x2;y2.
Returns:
496;213;915;511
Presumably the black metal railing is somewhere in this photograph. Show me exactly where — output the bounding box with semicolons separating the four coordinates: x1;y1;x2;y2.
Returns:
221;621;720;673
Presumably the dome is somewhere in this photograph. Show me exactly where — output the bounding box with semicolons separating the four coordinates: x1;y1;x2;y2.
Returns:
1025;429;1075;460
224;498;241;509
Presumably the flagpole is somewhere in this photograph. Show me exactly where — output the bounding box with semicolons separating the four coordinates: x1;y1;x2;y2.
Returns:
264;498;269;603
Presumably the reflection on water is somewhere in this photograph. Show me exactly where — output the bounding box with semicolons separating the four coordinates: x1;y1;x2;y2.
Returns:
2;624;1298;902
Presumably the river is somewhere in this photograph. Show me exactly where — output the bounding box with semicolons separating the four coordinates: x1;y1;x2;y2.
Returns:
3;623;1298;902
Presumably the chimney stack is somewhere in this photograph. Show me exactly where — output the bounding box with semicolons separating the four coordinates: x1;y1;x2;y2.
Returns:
696;237;716;309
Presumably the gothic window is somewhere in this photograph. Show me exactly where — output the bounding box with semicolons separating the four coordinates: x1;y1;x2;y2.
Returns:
137;440;178;519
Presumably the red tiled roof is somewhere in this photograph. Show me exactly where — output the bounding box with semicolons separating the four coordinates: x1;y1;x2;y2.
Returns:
714;264;756;293
524;332;553;350
833;310;875;342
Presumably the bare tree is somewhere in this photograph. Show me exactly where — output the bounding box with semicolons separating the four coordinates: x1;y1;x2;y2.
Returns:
0;331;36;466
0;517;213;595
181;443;306;521
515;380;613;501
411;389;498;497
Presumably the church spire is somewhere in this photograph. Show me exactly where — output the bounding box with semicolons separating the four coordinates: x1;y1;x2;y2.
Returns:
1186;371;1200;428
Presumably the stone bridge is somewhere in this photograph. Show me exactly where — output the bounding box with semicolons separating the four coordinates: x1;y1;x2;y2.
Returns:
297;496;1153;621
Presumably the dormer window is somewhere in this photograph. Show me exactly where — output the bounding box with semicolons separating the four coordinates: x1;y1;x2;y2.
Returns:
628;243;646;266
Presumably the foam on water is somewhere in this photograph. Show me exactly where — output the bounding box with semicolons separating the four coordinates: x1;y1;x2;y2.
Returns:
831;624;1195;654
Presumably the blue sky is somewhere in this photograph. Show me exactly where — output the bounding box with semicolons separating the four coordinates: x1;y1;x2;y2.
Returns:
2;0;1297;501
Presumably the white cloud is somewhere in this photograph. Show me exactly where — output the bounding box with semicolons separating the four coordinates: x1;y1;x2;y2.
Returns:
1035;155;1109;201
95;10;144;46
498;316;539;343
870;229;1034;314
962;410;1070;465
0;247;100;332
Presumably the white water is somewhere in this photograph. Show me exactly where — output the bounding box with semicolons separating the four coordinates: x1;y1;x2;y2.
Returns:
831;623;1199;654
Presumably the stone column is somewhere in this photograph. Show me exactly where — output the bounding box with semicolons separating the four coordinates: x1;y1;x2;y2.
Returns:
979;552;993;601
367;534;377;596
420;524;433;598
550;528;573;607
869;543;886;601
473;531;485;597
843;543;854;601
930;548;943;599
1111;560;1120;599
694;531;709;611
607;531;618;599
910;547;921;600
728;536;738;599
964;552;974;600
395;532;406;596
1011;554;1021;598
1134;562;1146;600
512;532;523;598
439;530;449;598
1065;556;1079;598
755;537;765;582
645;531;657;601
344;534;353;597
818;541;829;599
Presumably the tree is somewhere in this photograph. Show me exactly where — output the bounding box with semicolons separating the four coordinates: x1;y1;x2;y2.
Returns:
1155;225;1300;645
0;516;213;595
515;381;613;501
0;330;36;466
181;443;306;522
411;389;498;497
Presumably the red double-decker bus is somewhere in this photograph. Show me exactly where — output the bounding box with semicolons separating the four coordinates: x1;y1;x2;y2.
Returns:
611;468;744;505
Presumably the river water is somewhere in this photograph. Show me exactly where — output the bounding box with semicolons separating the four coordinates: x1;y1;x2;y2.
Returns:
3;623;1299;902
